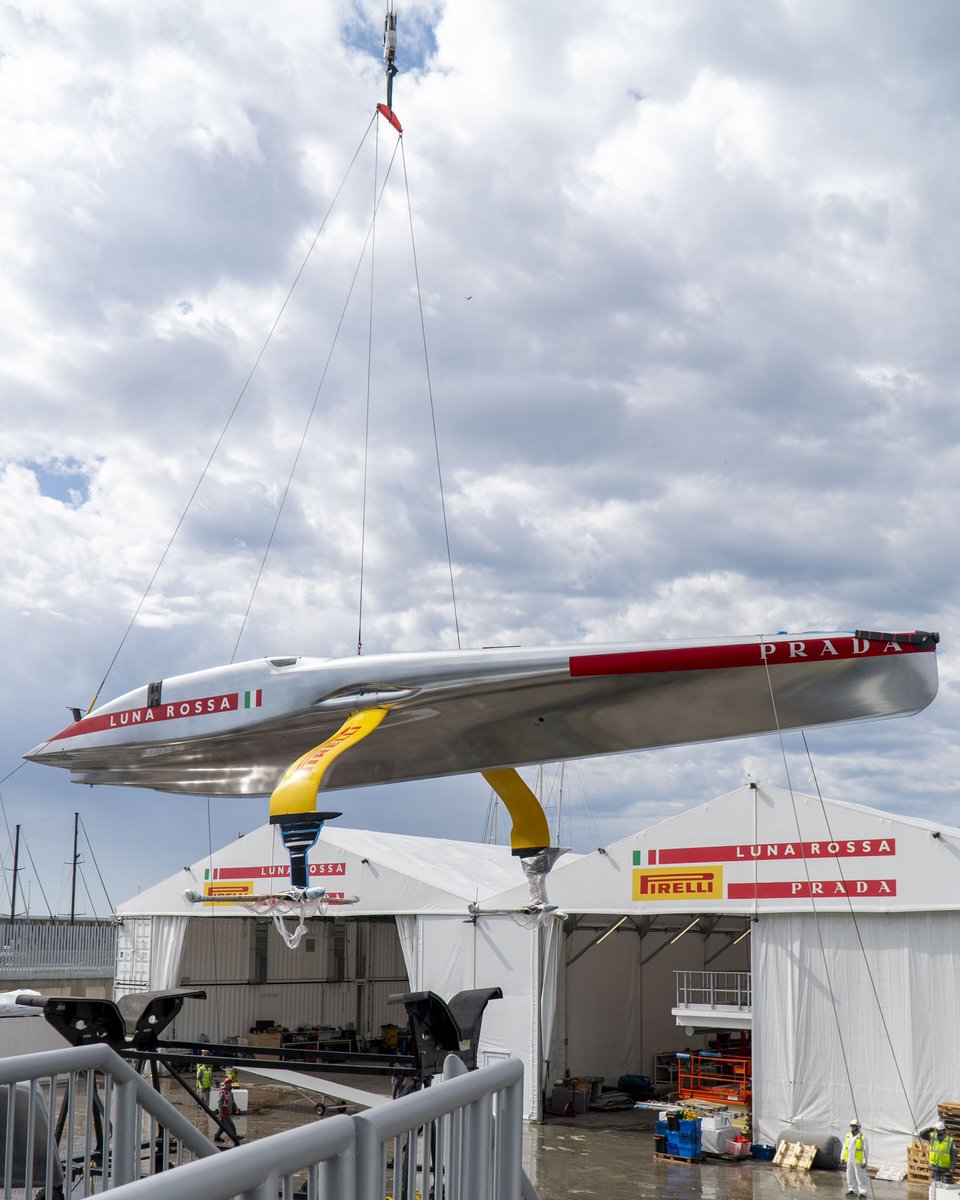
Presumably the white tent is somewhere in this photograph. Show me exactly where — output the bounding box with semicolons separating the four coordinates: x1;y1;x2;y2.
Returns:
481;784;960;1161
118;785;960;1150
115;823;558;1117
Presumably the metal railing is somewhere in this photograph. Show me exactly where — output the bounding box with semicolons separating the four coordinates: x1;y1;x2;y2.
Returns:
0;1044;534;1200
675;970;752;1011
0;1043;216;1197
0;920;118;978
355;1055;524;1200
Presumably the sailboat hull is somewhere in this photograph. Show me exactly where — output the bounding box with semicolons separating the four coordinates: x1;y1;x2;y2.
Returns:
24;631;939;796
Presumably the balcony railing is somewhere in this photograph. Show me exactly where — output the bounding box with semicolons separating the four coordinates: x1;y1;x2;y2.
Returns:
675;970;752;1011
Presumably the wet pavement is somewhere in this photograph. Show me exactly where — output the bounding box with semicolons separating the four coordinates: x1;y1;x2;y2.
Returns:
522;1107;928;1200
162;1074;928;1200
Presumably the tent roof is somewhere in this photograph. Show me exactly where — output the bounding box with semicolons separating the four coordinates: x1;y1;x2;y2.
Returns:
485;783;960;915
118;823;528;917
119;784;959;919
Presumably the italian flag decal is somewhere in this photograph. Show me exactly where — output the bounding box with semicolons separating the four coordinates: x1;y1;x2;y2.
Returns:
243;689;263;709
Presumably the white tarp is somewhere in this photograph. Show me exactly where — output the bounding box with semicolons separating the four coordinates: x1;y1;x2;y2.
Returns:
412;913;544;1117
148;915;189;989
395;914;417;987
754;910;960;1163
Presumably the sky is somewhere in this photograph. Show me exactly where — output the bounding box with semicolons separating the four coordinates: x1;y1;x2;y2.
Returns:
2;0;959;916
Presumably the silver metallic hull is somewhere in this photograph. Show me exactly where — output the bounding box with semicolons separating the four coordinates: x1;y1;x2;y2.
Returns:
24;631;939;797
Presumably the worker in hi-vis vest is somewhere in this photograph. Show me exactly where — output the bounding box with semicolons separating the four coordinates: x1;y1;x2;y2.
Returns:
195;1051;213;1107
842;1120;869;1198
929;1119;955;1192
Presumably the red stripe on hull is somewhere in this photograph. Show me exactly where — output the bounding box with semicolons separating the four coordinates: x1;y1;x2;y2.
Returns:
48;691;240;741
569;636;932;678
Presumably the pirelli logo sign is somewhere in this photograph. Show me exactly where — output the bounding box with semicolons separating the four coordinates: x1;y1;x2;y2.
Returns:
632;864;724;901
203;881;254;904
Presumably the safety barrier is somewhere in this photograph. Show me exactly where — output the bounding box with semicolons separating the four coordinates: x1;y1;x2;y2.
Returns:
675;969;752;1012
0;1042;217;1197
0;1043;535;1200
355;1055;524;1200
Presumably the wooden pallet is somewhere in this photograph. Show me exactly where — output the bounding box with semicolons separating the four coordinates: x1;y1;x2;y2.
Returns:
773;1142;818;1171
654;1151;702;1164
908;1140;931;1183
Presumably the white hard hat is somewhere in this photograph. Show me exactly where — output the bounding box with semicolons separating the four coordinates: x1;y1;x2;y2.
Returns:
850;1120;859;1127
936;1120;946;1131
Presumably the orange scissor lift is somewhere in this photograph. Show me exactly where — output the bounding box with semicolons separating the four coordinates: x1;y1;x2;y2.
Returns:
676;1051;752;1107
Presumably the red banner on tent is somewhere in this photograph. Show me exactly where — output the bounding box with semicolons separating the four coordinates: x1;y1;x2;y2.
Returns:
727;879;896;899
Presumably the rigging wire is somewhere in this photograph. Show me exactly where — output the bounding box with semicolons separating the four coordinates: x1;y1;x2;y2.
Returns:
799;729;921;1139
758;646;928;1186
357;115;383;656
206;796;225;1041
481;782;500;846
400;138;462;649
78;866;98;921
568;763;604;853
91;114;378;702
80;818;114;913
760;652;863;1128
20;832;53;919
230;134;403;664
0;767;20;910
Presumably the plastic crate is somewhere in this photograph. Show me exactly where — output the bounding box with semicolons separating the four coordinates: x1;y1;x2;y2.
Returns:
752;1144;776;1161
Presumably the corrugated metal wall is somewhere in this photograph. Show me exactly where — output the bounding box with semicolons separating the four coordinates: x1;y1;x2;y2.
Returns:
266;921;333;981
115;917;152;993
169;916;410;1044
359;922;407;980
179;917;252;983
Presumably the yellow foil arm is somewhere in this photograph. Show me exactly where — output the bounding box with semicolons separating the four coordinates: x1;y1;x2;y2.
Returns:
481;768;551;857
270;707;389;818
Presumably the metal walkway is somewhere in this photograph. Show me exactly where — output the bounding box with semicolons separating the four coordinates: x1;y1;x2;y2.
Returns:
0;1042;535;1200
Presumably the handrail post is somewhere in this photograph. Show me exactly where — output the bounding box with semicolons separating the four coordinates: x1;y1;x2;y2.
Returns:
354;1111;382;1200
240;1176;279;1200
495;1075;523;1200
111;1078;139;1186
463;1097;490;1200
320;1132;356;1200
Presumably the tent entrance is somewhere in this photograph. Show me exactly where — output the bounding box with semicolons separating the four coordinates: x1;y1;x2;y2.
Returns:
555;911;752;1103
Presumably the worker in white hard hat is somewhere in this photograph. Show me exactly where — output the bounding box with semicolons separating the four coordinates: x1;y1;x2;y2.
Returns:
929;1119;955;1186
842;1120;869;1198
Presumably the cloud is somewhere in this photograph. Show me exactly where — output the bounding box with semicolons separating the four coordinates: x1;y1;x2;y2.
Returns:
1;0;958;910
